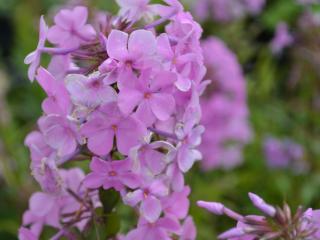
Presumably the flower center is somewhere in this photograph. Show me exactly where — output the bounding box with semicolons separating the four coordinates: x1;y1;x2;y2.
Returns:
144;93;152;99
111;124;118;132
143;189;150;198
108;171;117;177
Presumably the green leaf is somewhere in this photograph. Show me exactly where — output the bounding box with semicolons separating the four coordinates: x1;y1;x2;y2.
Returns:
99;188;120;214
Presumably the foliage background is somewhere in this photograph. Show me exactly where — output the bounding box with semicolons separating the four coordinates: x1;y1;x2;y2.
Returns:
0;0;319;239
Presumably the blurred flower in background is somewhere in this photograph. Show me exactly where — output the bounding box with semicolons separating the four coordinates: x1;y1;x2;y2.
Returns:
192;0;265;22
270;22;294;54
263;136;308;173
199;37;252;170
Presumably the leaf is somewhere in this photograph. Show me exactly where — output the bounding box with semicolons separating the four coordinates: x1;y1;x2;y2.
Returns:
99;188;120;214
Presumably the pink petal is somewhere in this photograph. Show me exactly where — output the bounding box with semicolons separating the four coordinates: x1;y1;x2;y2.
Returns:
157;33;174;60
117;118;145;155
47;25;68;45
29;192;54;217
150;93;175;121
72;6;88;27
87;130;114;156
135;100;156;126
140;196;162;223
118;87;144;114
78;24;96;41
90;157;110;172
84;173;105;189
124;190;144;206
107;30;129;60
121;172;140;189
128;29;157;56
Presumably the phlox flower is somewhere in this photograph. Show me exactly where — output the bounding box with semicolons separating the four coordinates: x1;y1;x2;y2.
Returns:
24;16;48;81
118;70;176;126
84;157;140;191
106;29;157;87
124;179;169;223
81;102;146;156
38;115;80;157
176;124;204;172
47;6;96;48
65;73;117;108
22;192;61;237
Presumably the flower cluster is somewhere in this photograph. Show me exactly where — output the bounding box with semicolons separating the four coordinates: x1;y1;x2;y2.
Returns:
198;193;320;240
21;1;206;239
199;37;252;170
264;136;308;173
192;0;266;22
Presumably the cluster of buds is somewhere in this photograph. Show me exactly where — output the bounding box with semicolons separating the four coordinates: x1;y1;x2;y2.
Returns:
198;193;320;240
19;0;207;239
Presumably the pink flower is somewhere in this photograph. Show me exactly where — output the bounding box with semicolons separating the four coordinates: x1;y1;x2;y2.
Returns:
24;16;48;81
21;168;99;237
126;216;180;240
47;6;96;48
24;131;54;163
84;157;140;191
81;102;146;156
176;125;204;172
38;115;80;157
36;67;71;116
22;192;61;237
124;179;169;223
106;29;157;86
65;74;117;108
118;70;176;126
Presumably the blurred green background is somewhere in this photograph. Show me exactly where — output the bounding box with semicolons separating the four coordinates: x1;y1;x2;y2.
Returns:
0;0;320;239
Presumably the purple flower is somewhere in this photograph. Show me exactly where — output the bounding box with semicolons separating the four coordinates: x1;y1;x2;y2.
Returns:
22;192;61;237
65;74;117;108
263;137;306;172
81;102;147;156
36;67;71;116
118;70;176;126
270;22;294;54
176;124;204;172
124;179;169;223
24;131;54;163
84;157;140;191
106;29;157;86
47;6;96;48
38;115;80;157
24;16;48;81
